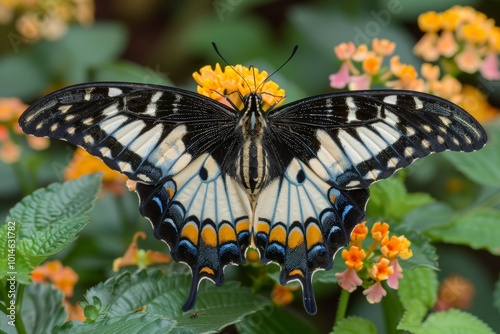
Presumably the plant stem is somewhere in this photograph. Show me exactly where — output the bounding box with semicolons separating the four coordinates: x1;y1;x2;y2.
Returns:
335;289;350;323
15;284;27;334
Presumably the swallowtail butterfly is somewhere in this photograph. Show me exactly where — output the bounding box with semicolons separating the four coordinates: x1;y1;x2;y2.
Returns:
19;65;487;315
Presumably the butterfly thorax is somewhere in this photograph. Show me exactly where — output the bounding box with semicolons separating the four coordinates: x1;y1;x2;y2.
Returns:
236;93;269;197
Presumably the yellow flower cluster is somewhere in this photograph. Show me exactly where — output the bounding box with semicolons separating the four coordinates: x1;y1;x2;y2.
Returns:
335;222;413;304
193;63;285;110
415;6;500;81
0;0;94;41
0;98;49;164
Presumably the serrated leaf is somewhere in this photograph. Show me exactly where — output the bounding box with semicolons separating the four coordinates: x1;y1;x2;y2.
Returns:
331;316;377;334
444;120;500;186
236;306;318;334
84;270;270;333
425;207;500;255
54;313;175;334
367;177;434;221
417;309;495;334
21;283;68;334
6;174;101;232
0;175;101;283
402;202;456;232
398;267;438;310
397;300;427;332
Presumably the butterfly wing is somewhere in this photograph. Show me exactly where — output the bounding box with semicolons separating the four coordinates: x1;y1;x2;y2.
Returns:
19;82;252;310
267;90;487;189
256;90;487;314
19;82;238;184
254;158;369;314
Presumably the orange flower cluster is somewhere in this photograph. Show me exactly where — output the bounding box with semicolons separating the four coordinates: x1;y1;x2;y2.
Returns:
415;6;500;79
335;222;413;304
0;98;49;164
0;0;94;41
31;260;84;321
193;64;285;110
329;40;464;103
113;231;171;272
331;9;500;123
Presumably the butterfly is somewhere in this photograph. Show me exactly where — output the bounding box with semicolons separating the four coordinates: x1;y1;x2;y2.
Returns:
19;72;487;315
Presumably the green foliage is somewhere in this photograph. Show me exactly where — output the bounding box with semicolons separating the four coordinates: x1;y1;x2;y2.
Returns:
236;306;318;334
416;309;495;334
0;174;101;284
79;270;269;333
367;176;435;221
331;316;377;334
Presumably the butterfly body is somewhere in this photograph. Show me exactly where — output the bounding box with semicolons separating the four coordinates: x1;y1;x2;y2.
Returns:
19;81;487;315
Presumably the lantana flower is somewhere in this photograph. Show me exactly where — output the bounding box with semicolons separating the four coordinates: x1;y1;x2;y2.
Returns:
0;98;49;164
0;0;94;41
335;221;413;304
193;63;285;110
113;231;172;272
31;260;84;321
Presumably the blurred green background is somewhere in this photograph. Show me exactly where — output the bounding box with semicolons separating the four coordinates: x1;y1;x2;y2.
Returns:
1;0;500;333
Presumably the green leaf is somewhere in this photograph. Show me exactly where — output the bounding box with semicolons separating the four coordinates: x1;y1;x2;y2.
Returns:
54;314;175;334
22;284;68;334
402;202;455;232
0;53;48;100
92;61;174;86
331;316;377;334
417;309;495;334
444;120;500;186
397;300;427;333
425;207;500;255
84;270;270;333
398;267;438;310
236;306;318;334
367;177;434;221
34;22;127;83
0;175;101;283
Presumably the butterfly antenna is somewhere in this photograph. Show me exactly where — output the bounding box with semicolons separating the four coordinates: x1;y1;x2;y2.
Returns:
212;42;253;92
256;45;298;93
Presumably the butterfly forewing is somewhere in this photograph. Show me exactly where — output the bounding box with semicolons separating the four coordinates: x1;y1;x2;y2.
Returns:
267;90;487;189
19;82;239;184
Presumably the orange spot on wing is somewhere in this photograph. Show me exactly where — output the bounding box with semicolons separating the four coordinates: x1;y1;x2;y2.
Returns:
255;220;270;235
167;187;175;199
201;225;217;247
288;228;304;249
269;225;287;245
306;223;323;249
200;267;214;275
181;223;199;245
330;194;337;203
218;224;236;244
289;269;304;278
236;220;250;234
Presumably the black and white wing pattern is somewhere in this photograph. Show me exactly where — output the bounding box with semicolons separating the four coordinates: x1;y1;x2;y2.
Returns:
267;90;487;189
251;90;486;314
19;82;252;311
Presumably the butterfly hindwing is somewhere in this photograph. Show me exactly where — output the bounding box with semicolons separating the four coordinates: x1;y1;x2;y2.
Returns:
254;158;369;314
136;153;252;311
267;90;487;189
19;82;238;184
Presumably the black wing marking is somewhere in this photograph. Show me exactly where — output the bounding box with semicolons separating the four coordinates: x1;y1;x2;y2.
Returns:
267;90;487;189
19;82;239;184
